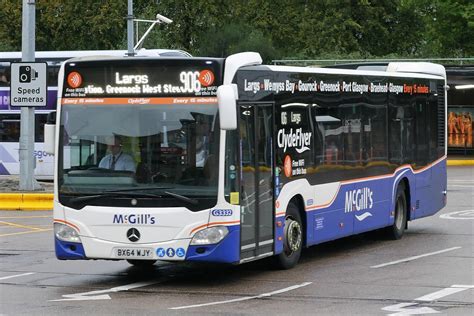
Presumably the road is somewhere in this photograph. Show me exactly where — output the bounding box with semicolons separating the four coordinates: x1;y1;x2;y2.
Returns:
1;167;473;315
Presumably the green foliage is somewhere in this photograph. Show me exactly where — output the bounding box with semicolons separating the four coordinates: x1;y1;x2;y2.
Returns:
0;0;472;59
0;0;22;51
0;0;126;51
198;22;277;62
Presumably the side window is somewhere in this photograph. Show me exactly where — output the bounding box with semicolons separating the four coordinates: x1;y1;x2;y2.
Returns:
35;114;48;142
0;62;11;86
389;85;416;165
340;103;363;166
311;90;390;182
47;64;61;86
0;114;20;142
362;96;388;164
312;103;343;166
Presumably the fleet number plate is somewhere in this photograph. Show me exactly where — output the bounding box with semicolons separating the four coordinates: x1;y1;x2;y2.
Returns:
114;247;153;259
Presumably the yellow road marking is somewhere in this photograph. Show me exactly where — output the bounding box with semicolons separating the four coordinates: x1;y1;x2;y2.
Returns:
0;228;52;237
0;215;51;219
0;220;45;231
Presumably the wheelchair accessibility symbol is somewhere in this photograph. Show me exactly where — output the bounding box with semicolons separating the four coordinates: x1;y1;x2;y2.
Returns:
176;248;186;258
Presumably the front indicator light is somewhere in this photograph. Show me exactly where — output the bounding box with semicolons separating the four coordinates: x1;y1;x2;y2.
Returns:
54;223;81;243
190;226;229;245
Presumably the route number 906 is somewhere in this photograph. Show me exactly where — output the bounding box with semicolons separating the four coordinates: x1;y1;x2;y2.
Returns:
180;71;201;93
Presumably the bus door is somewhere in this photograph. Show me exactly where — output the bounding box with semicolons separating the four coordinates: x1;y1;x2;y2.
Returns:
239;103;275;262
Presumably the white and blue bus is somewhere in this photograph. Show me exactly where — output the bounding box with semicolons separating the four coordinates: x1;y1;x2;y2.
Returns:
0;49;190;179
46;52;447;268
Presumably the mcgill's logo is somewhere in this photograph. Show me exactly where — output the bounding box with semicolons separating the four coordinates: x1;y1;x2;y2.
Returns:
113;214;156;225
344;187;374;213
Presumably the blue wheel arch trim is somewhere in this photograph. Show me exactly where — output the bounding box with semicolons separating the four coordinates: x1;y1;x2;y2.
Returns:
186;225;240;263
55;237;86;260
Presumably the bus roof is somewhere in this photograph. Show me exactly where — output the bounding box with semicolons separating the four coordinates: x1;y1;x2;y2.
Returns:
0;49;191;62
324;62;446;79
248;63;445;81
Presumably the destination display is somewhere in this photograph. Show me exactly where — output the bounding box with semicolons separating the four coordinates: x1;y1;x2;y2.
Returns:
62;59;223;99
237;70;434;100
243;78;430;95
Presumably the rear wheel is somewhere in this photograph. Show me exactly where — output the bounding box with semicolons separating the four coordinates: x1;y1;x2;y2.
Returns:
274;202;303;269
126;259;157;266
384;184;407;240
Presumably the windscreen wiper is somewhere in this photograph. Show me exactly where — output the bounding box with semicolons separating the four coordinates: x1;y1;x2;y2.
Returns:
69;191;161;204
68;190;198;206
163;191;198;205
103;186;173;193
104;187;198;205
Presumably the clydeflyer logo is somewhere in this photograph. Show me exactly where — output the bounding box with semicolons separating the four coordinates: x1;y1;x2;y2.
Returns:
198;70;215;87
67;72;82;88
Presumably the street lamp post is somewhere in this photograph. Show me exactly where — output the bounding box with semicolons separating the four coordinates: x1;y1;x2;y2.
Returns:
134;14;173;50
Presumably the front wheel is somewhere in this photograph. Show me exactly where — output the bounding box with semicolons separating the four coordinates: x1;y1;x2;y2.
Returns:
384;184;407;240
274;202;303;269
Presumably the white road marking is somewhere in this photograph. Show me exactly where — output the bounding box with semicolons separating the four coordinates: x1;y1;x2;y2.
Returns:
415;288;467;301
382;302;439;315
440;210;474;220
382;285;474;315
448;179;474;183
0;272;35;281
50;281;158;301
448;185;474;188
169;282;312;310
371;247;461;268
415;284;474;301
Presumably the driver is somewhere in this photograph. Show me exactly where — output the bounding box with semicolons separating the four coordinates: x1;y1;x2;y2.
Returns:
99;137;136;172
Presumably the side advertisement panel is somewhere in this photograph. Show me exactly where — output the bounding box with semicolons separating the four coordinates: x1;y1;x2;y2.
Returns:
448;107;474;149
0;142;54;179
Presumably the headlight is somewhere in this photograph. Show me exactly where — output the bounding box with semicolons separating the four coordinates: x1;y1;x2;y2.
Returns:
54;223;81;243
190;226;229;245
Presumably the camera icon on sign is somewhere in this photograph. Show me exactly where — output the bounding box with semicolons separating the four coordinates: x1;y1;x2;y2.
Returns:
19;66;38;83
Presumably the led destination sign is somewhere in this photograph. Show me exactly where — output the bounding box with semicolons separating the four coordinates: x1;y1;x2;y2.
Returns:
62;59;222;99
237;70;434;100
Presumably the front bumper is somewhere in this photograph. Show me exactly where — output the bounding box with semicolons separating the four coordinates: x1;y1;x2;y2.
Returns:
55;225;240;263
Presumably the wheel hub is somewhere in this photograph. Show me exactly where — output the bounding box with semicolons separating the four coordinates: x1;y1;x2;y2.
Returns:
285;218;302;253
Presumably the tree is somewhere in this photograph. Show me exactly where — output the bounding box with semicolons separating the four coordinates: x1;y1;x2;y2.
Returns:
144;0;223;53
424;0;474;57
0;0;22;51
0;0;127;51
0;0;471;59
198;22;276;62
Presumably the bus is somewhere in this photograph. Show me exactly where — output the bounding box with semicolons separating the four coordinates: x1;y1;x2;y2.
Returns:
0;49;190;179
46;52;447;268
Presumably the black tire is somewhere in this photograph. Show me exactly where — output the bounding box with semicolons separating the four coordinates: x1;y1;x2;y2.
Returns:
126;259;157;266
384;184;407;240
274;202;303;269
